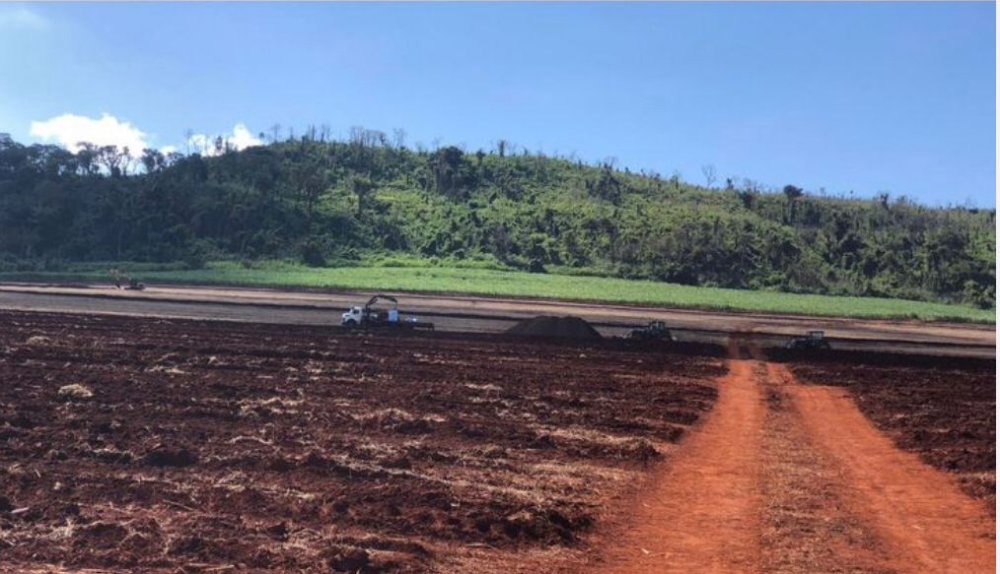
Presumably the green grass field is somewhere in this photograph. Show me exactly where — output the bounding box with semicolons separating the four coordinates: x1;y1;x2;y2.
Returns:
1;260;994;323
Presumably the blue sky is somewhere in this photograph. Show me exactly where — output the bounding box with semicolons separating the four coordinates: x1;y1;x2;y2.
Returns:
1;2;995;207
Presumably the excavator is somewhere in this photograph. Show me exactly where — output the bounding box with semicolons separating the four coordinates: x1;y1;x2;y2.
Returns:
340;294;434;330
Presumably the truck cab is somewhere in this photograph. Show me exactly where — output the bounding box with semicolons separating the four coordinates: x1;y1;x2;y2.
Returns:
341;301;400;327
342;306;364;326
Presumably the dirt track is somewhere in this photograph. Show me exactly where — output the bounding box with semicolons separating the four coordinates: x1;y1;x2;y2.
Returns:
590;348;995;573
790;377;995;573
596;358;764;573
0;282;994;357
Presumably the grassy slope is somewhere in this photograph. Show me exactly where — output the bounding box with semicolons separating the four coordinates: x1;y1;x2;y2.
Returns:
1;261;993;323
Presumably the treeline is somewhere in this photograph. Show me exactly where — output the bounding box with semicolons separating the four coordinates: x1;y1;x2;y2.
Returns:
0;130;994;308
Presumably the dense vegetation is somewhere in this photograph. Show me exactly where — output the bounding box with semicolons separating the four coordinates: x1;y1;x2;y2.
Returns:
12;260;993;322
0;130;994;309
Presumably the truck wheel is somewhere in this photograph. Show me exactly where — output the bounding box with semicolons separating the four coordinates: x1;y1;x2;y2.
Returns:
344;319;357;327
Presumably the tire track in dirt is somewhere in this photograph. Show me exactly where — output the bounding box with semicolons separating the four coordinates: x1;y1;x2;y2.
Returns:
774;363;996;574
595;348;765;573
759;362;895;573
593;347;994;573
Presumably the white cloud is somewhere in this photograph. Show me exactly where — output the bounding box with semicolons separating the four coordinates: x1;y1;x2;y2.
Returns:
0;7;48;30
230;124;262;150
187;123;262;156
30;113;149;155
30;114;262;163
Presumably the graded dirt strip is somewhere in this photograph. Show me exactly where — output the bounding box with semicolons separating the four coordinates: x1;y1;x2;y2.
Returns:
594;356;994;574
760;362;894;573
596;357;765;573
777;364;997;574
0;282;993;348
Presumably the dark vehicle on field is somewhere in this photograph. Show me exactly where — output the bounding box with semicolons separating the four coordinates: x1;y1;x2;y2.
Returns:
785;330;831;350
628;320;674;342
110;269;145;291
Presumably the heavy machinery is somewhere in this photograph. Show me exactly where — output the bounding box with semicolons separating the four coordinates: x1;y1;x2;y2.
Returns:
110;269;145;291
628;320;674;342
341;294;434;330
785;330;831;350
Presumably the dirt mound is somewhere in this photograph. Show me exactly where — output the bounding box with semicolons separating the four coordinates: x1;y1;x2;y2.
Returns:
506;315;602;341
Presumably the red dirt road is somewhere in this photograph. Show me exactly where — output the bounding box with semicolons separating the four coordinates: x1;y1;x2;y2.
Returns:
595;356;765;573
787;367;996;573
592;350;995;574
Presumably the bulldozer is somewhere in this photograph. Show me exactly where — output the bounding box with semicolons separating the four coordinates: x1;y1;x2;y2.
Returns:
785;330;831;350
341;294;434;330
628;320;674;342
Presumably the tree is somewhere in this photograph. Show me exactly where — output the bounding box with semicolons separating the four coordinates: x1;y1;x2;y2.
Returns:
392;128;407;150
349;126;384;149
701;164;717;189
877;192;890;210
351;175;374;218
75;142;100;176
430;146;465;197
96;145;129;178
783;184;804;223
141;148;166;174
292;158;329;233
0;132;991;309
782;184;804;200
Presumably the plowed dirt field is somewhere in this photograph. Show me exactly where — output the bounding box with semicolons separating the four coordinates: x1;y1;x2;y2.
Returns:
1;311;994;574
0;311;722;573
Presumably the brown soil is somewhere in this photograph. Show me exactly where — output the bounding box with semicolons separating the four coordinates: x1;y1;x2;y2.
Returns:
0;310;721;573
597;356;765;572
782;365;995;573
1;309;994;573
780;350;995;511
505;315;602;341
587;346;995;574
759;362;893;573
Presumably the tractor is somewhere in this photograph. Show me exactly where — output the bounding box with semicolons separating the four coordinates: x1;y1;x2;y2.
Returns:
110;269;145;291
785;330;831;350
628;320;674;342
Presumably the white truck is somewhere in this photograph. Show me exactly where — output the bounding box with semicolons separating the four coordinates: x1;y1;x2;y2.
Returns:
341;294;434;330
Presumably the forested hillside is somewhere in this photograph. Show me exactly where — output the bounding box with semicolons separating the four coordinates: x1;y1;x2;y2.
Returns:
0;130;994;308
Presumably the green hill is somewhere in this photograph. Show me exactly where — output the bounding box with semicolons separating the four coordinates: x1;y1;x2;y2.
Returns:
0;130;994;310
